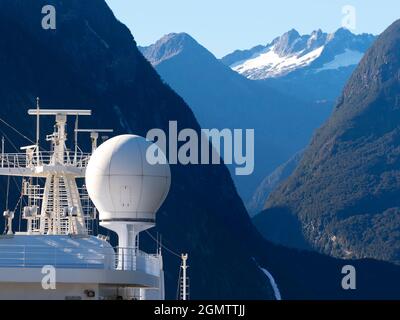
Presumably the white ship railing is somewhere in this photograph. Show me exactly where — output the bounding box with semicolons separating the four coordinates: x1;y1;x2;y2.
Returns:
115;247;161;275
0;245;160;275
0;152;91;169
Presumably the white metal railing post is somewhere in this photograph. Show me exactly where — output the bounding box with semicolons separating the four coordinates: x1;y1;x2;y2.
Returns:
131;248;134;271
122;247;124;270
23;246;26;268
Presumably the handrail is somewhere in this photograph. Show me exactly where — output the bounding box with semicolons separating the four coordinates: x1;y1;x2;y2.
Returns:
0;245;160;273
0;152;91;169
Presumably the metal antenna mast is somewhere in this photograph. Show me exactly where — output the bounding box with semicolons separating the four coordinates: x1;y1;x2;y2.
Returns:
74;115;79;165
35;97;40;164
180;254;189;300
0;109;93;236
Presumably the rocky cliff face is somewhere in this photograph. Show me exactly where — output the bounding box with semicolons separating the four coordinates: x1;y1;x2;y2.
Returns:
247;150;303;217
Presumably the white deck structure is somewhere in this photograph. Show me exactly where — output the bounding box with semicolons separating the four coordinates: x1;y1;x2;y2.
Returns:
0;103;169;300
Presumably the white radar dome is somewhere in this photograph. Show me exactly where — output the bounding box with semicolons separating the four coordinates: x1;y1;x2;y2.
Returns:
85;134;171;223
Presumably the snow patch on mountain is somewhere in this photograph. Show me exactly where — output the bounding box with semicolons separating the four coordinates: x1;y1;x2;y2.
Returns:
224;29;375;80
316;49;364;72
232;45;324;79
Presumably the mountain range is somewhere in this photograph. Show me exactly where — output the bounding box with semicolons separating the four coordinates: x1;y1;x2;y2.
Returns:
140;33;332;202
140;29;376;206
225;28;377;127
0;0;399;300
255;19;400;266
222;28;375;80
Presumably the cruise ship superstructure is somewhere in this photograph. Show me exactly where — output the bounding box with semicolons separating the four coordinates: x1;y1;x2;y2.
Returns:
0;103;171;300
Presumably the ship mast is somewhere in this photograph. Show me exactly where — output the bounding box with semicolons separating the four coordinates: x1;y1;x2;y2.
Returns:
35;97;40;165
0;107;93;236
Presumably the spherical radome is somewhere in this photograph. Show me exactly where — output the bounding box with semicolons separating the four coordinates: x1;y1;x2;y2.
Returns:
85;134;171;222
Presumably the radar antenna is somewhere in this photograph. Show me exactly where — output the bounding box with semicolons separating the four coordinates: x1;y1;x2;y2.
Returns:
75;129;114;153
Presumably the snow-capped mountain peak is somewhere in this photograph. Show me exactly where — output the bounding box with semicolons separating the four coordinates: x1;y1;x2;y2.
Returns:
222;29;375;79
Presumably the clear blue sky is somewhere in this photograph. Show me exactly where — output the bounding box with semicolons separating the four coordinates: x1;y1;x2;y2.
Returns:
105;0;399;57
